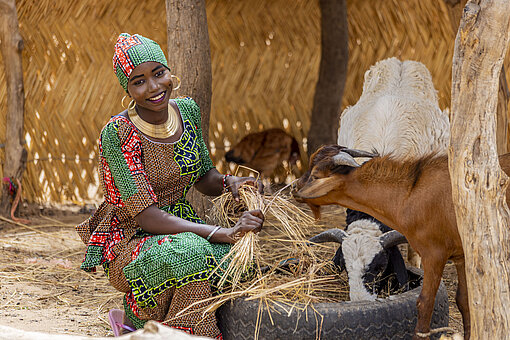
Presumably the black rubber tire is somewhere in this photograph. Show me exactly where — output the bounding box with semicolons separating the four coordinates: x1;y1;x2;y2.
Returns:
217;267;449;340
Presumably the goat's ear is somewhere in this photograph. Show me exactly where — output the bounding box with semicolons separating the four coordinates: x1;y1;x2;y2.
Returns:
332;246;346;272
386;247;409;289
296;176;338;199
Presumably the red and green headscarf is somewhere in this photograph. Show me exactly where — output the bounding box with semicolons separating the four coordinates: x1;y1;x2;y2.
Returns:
112;33;170;92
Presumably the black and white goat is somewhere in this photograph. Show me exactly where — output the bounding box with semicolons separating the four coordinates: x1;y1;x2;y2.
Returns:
310;209;409;301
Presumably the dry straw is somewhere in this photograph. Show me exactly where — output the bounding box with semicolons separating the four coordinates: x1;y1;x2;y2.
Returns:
209;185;263;290
0;209;465;336
172;185;351;339
209;183;315;289
182;183;426;338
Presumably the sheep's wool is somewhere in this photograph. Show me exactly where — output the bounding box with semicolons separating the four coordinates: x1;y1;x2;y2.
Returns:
337;57;449;160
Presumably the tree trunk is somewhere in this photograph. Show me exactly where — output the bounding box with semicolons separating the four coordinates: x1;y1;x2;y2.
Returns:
497;67;509;154
306;0;348;157
165;0;214;222
444;0;509;155
0;0;27;217
449;1;510;338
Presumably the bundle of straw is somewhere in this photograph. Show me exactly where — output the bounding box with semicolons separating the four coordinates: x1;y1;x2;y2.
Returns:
210;185;264;289
210;183;322;289
173;187;349;339
174;189;406;339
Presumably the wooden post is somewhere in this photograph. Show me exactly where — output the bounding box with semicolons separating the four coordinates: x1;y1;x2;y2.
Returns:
306;0;348;156
0;0;27;216
444;0;509;155
497;68;509;154
165;0;212;139
165;0;214;221
449;0;510;338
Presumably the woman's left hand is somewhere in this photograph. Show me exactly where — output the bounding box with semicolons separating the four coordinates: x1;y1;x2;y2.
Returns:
225;175;264;201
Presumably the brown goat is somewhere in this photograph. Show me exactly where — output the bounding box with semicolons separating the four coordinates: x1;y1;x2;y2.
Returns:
225;128;300;176
294;145;510;340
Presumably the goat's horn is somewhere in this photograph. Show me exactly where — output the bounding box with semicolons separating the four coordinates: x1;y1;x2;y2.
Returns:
308;228;348;244
379;230;408;249
342;148;379;158
332;152;361;168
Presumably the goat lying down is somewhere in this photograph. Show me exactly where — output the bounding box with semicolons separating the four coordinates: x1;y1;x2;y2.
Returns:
294;145;510;340
310;210;409;301
225;128;300;177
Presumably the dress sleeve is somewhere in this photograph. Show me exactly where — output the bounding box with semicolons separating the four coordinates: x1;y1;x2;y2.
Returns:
99;119;157;218
179;97;215;178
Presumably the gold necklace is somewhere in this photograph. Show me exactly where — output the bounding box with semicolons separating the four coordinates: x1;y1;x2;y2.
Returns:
128;102;179;139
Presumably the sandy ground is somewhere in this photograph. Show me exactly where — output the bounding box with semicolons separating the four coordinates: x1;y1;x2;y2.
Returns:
0;204;463;338
0;208;121;338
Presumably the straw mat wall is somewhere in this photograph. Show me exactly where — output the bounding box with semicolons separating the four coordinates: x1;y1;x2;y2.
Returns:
0;0;509;204
0;0;169;203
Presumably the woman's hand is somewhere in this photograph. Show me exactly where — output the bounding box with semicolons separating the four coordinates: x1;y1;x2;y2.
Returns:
211;209;264;244
226;175;264;201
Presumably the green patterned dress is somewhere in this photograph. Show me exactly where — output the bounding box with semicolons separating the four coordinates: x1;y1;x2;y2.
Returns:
76;97;230;338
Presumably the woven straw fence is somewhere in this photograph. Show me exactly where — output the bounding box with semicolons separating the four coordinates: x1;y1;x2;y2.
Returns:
0;0;509;204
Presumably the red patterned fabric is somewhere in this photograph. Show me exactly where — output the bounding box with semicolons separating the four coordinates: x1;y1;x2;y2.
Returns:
113;34;142;76
100;156;124;206
131;235;154;261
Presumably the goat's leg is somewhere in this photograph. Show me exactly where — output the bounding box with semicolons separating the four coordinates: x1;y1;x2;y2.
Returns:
413;257;447;340
407;244;422;268
455;260;470;340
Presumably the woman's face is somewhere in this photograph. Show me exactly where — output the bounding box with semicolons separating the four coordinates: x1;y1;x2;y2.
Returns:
127;61;173;113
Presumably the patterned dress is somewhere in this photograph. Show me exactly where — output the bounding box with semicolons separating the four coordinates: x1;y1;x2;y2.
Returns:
76;97;230;338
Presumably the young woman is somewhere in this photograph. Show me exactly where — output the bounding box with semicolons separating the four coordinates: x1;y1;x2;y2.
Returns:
76;33;264;338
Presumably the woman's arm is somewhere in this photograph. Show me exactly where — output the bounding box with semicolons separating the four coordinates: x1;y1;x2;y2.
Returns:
193;168;224;196
135;204;264;244
194;168;264;200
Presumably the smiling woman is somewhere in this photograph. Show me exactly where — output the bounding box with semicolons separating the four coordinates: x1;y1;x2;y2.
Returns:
75;33;265;339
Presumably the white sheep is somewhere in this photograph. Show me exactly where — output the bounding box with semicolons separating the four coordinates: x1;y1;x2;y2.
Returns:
338;57;449;158
318;57;450;301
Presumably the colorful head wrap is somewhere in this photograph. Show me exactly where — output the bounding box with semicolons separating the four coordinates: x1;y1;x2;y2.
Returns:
112;33;170;92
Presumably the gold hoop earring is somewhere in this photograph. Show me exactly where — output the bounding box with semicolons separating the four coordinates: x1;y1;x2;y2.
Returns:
171;75;181;91
128;99;136;111
121;95;130;108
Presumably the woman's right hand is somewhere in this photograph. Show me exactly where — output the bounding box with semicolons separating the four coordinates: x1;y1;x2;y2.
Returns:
212;209;264;244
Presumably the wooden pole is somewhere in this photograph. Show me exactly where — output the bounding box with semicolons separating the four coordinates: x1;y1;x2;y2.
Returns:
165;0;214;221
497;68;510;154
449;0;510;338
445;0;509;155
0;0;27;216
165;0;212;141
306;0;348;157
